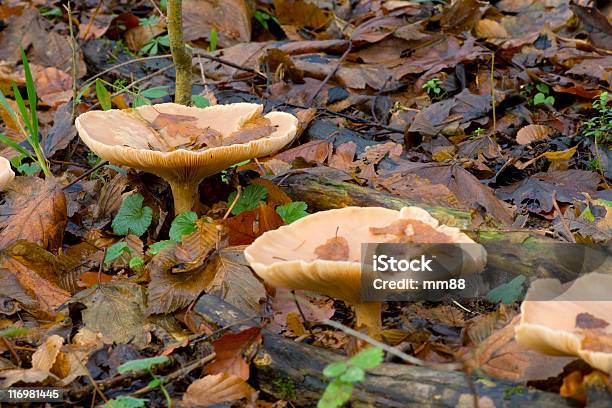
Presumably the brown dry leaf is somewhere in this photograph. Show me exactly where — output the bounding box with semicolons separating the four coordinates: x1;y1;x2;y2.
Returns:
0;176;67;251
441;0;484;33
78;271;113;288
151;112;201;141
370;219;455;243
270;288;335;333
183;373;257;407
576;312;609;329
251;179;292;208
329;141;357;172
43;102;78;157
560;370;587;404
34;67;72;107
183;0;251;47
374;173;462;209
274;139;332;164
580;329;612;353
31;335;63;372
475;19;509;39
263;48;305;83
225;116;275;145
464;316;573;381
204;327;261;380
516;124;553;145
223;204;284;246
78;12;114;40
0;368;57;388
125;22;166;52
286;312;307;336
273;0;332;30
314;235;349;261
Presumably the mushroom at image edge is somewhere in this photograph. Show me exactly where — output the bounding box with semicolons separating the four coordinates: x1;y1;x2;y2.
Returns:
515;273;612;373
0;156;15;191
75;103;298;214
244;206;487;338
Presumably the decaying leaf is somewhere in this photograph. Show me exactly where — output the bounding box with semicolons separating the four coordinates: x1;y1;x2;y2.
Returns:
314;235;349;261
0;177;67;251
183;372;257;407
516;124;553;145
204;327;261;380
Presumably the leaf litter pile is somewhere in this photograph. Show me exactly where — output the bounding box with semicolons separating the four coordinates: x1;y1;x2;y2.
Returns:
0;0;610;407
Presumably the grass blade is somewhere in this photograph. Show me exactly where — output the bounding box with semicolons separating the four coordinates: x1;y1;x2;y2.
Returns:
0;133;34;159
11;82;33;135
20;47;38;144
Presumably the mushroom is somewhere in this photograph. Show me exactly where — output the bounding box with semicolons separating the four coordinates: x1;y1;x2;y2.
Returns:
515;272;612;373
75;103;298;213
244;206;486;338
0;156;15;191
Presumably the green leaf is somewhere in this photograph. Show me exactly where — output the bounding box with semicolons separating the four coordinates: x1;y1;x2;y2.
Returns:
487;275;526;304
533;93;546;105
112;194;153;236
117;356;170;374
191;95;210;108
209;29;217;52
323;362;348;378
96;79;112;111
21;48;38;143
317;380;353;408
148;240;174;255
17;162;40;175
0;133;33;159
535;83;549;94
347;347;384;370
133;94;151;108
157;34;170;47
544;96;555;106
147;378;162;388
339;366;365;383
598;199;612;207
104;242;130;265
169;211;198;242
580;206;596;222
140;86;169;99
103;396;147;408
227;184;267;215
276;202;308;224
129;256;144;269
0;327;29;337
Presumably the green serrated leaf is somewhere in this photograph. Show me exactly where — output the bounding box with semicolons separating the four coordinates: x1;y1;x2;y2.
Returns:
169;211;198;242
104;242;130;265
347;347;384;370
536;83;549;94
112;194;153;237
157;34;170;47
317;380;353;408
323;362;348;378
276;202;308;224
191;95;210;108
227;184;268;215
129;256;144;269
533;93;546;105
544;96;555;106
17;162;40;175
117;356;169;374
95;79;112;111
487;275;526;304
0;327;29;337
148;240;174;255
103;396;147;408
140;86;169;99
339;366;365;383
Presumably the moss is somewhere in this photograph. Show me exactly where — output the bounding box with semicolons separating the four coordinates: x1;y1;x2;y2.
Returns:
271;376;297;400
503;385;525;400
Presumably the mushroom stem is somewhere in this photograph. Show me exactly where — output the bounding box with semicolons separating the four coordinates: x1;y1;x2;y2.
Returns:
352;302;382;339
169;180;199;214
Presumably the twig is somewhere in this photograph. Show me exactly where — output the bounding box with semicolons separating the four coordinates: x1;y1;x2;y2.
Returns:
196;55;216;105
291;290;313;334
63;3;79;122
0;336;21;366
62;160;108;191
81;0;104;41
148;0;165;18
168;0;193;105
223;186;241;219
81;54;172;90
308;39;353;105
321;319;462;371
193;51;266;78
490;52;496;132
552;191;575;243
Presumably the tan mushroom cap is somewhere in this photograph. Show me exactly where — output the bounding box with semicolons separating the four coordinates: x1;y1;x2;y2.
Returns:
0;156;15;191
245;206;486;303
75;103;298;213
515;273;612;373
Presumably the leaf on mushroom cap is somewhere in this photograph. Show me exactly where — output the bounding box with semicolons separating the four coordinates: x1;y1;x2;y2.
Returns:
515;272;612;373
314;235;349;261
0;156;15;191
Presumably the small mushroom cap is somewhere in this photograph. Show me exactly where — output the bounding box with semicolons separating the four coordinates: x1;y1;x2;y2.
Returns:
244;206;486;303
75;103;298;183
0;156;15;191
515;273;612;373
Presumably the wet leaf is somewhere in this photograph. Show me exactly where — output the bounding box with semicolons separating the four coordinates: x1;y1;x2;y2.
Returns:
204;327;261;380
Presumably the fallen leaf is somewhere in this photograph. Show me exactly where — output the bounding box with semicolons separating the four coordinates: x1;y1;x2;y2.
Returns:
475;19;509;39
274;139;332;164
516;124;553;145
270;288;335;333
286;312;307;336
225;116;275;145
43;102;77;157
262;48;305;83
314;235;349;261
576;312;609;329
183;373;257;407
0;368;56;388
204;327;261;380
183;0;251;46
31;335;63;372
329;141;357;171
78;12;114;40
273;0;332;30
34;67;72;107
0;176;67;251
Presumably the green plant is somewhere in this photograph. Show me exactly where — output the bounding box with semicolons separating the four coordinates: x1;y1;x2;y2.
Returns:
487;275;526;304
318;348;384;408
208;29;217;52
95;79;112;111
254;10;280;31
103;396;147;408
112;193;153;237
111;356;170;407
531;83;555;106
276;202;308;223
227;184;268;215
147;240;174;255
422;77;445;100
139;15;160;28
140;33;170;56
0;48;51;177
0;327;29;337
582;92;611;144
220;159;250;183
104;241;132;265
191;95;210;108
469;127;485;140
169;211;198;241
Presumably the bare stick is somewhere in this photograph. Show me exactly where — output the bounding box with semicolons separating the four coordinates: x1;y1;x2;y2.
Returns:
64;4;79;122
308;40;353;105
167;0;192;105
